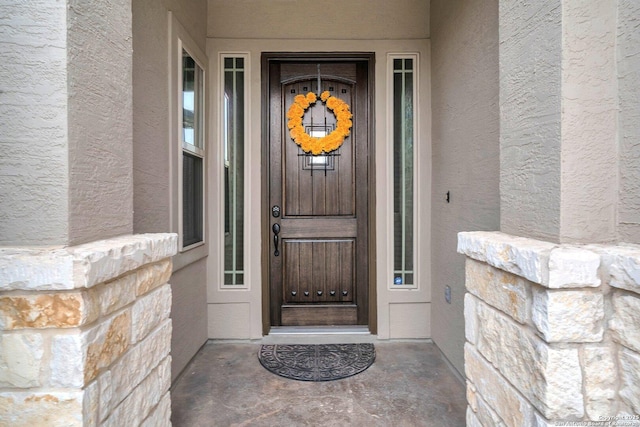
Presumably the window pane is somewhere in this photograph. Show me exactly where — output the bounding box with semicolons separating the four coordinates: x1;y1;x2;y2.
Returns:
223;57;245;285
182;49;204;149
183;152;203;247
181;48;205;250
393;58;414;286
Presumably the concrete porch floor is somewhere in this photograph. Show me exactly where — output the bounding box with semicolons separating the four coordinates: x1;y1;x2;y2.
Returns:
170;341;466;426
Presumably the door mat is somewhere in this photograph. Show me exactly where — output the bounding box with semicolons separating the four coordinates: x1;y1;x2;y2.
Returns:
258;343;375;382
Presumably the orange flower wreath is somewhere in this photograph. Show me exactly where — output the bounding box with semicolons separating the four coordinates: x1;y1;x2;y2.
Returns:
286;91;353;155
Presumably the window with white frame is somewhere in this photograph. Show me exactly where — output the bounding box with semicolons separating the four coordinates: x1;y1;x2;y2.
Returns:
222;56;245;286
392;56;417;288
180;47;205;250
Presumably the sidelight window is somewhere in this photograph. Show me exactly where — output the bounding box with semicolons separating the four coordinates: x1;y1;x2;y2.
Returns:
392;56;416;288
222;56;246;286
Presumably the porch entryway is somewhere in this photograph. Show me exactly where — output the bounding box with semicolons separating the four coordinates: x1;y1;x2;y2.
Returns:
170;341;466;426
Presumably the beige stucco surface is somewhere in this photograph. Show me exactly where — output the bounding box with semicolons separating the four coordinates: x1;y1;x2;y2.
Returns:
499;0;562;242
207;0;429;40
559;0;618;243
67;0;134;246
501;0;639;245
0;0;133;246
430;0;500;376
132;0;172;234
618;0;640;243
0;1;68;246
132;0;209;380
169;257;208;382
133;0;208;234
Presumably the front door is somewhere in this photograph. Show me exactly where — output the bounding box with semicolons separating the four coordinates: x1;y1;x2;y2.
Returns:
266;56;372;327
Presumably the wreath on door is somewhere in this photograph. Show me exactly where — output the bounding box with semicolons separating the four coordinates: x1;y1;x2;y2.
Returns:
286;91;353;155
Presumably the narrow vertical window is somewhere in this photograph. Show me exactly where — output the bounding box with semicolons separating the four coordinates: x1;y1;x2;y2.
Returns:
181;49;205;248
223;57;245;285
393;57;415;287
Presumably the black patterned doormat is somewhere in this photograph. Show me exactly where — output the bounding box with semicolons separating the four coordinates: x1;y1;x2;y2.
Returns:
258;343;375;382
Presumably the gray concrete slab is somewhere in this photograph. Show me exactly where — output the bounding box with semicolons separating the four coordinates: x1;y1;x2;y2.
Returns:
171;341;466;426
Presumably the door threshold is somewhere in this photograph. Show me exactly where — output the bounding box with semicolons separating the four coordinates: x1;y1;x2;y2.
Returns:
269;326;370;335
263;326;376;344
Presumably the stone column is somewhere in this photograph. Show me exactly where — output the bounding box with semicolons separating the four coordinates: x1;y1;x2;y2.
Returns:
459;231;640;425
0;2;176;425
499;0;618;244
0;234;177;426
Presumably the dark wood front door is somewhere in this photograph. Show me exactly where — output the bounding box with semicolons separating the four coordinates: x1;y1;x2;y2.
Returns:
265;55;372;328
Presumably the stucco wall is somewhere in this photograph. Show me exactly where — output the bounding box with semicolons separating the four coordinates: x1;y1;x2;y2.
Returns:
169;257;208;382
132;0;209;380
0;1;69;246
430;0;500;376
67;0;134;245
499;0;562;243
618;0;640;243
132;0;171;233
500;0;623;245
207;0;429;40
0;0;134;247
133;0;208;234
559;0;617;244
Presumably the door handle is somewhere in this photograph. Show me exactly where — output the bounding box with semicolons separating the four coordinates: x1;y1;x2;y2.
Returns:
272;223;281;256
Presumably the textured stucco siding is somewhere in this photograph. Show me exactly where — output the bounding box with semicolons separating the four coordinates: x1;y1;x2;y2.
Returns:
430;0;500;375
133;0;207;234
0;0;135;247
132;0;172;234
499;0;562;242
618;0;640;243
207;0;429;40
0;1;69;246
170;257;208;381
559;0;617;243
67;0;134;245
501;0;624;245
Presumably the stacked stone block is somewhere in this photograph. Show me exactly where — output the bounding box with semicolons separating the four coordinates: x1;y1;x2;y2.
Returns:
459;231;640;425
0;234;177;426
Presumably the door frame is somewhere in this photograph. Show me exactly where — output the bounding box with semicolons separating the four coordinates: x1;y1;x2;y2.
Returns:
261;52;377;335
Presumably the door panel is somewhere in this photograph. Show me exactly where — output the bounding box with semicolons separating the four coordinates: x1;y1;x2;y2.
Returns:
283;79;355;217
267;58;370;327
282;240;354;304
281;306;357;326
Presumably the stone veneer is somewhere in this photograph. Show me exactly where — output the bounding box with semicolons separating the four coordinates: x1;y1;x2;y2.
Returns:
459;231;640;426
0;234;177;426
